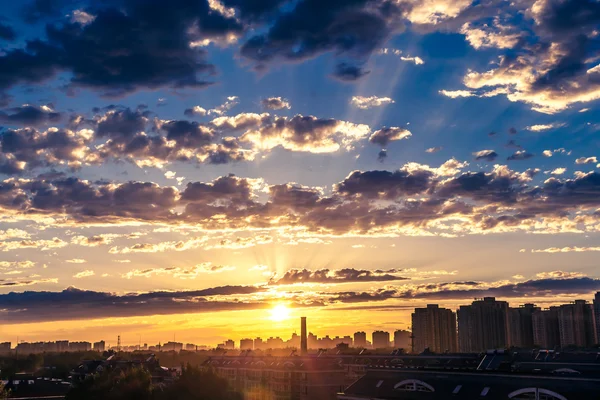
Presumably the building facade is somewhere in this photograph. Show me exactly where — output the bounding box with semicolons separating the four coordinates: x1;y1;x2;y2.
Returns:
353;332;367;348
372;331;390;349
558;300;597;347
393;330;411;351
412;304;457;353
457;297;510;352
532;307;561;349
508;303;539;348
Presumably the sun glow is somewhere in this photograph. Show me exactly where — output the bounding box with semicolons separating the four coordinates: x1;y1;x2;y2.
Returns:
269;304;291;322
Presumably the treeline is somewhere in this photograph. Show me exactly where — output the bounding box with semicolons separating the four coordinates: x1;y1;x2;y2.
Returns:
0;351;209;379
66;364;241;400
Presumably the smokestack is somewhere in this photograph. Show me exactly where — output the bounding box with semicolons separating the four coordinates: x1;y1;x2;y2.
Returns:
300;316;307;355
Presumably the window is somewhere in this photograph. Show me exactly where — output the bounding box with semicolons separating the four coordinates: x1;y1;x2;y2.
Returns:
508;388;568;400
393;379;435;392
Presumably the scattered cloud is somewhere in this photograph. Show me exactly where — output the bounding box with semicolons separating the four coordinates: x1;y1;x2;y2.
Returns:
350;96;395;110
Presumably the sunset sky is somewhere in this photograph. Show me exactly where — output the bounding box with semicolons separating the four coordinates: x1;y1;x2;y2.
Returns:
1;0;600;347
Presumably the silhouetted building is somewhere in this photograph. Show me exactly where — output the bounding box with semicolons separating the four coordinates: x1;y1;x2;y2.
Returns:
558;300;597;347
532;307;561;349
0;342;10;353
412;304;457;353
509;303;539;348
353;331;367;348
254;337;264;350
240;338;253;350
594;292;600;345
393;330;411;350
372;331;390;349
458;297;510;352
93;340;105;352
205;355;346;400
162;341;183;352
301;316;308;355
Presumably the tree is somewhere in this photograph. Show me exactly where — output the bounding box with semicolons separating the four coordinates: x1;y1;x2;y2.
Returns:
0;382;8;400
153;364;241;400
67;366;153;400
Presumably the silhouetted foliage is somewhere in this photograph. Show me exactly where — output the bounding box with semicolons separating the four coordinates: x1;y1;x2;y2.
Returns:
66;367;153;400
154;364;242;400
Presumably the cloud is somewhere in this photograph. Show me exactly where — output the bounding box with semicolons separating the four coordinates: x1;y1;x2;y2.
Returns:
350;96;395;110
543;150;553;157
109;237;208;254
0;261;36;270
507;150;534;161
526;123;564;132
0;105;62;127
439;90;474;98
0;285;268;323
122;263;235;279
531;246;600;253
73;270;94;278
473;149;498;161
426;147;442;153
331;63;370;82
208;96;240;116
0;238;68;252
184;106;208;117
260;97;291;110
575;156;597;165
1;0;243;96
205;235;273;250
269;268;409;285
0;22;16;41
66;259;87;264
238;0;404;79
460;22;521;50
369;127;412;147
400;56;424;65
0;277;58;288
550;167;566;175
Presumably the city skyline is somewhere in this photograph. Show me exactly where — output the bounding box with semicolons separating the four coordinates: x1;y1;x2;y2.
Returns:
5;291;600;351
1;0;600;345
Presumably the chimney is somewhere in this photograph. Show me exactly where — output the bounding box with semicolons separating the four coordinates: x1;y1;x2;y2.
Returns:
301;317;307;355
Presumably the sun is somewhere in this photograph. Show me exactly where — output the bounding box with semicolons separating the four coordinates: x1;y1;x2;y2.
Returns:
269;304;291;322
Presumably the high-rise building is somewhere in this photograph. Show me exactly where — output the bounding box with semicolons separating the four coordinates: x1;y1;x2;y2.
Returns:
372;331;390;349
353;332;367;348
532;307;561;349
301;316;308;355
393;330;411;350
224;339;235;350
412;304;457;353
458;297;510;352
509;303;539;348
594;292;600;346
558;300;597;347
253;337;264;350
0;342;10;353
93;340;105;352
240;338;253;350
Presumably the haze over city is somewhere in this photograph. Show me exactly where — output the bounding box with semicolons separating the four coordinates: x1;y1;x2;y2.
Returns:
1;0;600;350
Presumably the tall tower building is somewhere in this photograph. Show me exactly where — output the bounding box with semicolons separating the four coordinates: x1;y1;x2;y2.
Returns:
457;297;510;352
412;304;457;353
558;300;597;347
371;331;390;349
353;331;367;348
393;330;411;350
594;292;600;346
300;317;308;355
532;307;561;349
509;303;539;348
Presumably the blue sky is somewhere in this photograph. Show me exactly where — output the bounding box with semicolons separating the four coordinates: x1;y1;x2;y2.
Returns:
0;0;600;344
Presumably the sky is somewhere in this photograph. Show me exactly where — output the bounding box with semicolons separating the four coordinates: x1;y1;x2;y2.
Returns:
1;0;600;347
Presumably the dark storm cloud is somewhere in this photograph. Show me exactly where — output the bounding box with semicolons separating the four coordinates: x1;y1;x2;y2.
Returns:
0;22;16;41
269;268;409;285
335;169;434;198
2;0;243;96
331;63;370;82
0;285;268;323
239;0;404;76
0;105;62;127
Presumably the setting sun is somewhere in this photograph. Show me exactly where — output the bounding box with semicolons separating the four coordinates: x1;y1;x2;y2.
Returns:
269;304;291;322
